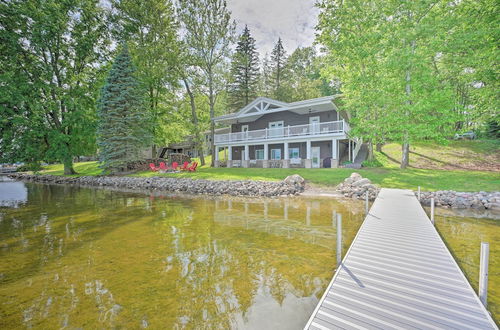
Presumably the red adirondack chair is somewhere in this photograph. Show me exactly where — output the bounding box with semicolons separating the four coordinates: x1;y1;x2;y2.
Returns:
149;163;158;171
159;162;167;171
188;162;198;172
180;161;189;171
171;162;179;170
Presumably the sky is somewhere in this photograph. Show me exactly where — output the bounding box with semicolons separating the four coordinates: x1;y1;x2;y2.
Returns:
227;0;319;57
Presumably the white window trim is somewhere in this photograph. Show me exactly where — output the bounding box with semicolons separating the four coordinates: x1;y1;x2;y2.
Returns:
309;116;320;124
271;148;282;160
241;124;249;132
268;120;284;128
255;149;264;160
289;147;300;159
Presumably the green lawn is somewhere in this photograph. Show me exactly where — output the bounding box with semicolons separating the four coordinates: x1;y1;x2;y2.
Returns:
39;160;500;192
376;140;499;171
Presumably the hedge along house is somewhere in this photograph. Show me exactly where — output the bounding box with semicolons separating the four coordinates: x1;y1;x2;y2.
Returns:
213;96;362;168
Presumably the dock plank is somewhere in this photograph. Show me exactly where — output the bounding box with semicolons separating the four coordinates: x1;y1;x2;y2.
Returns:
305;188;497;330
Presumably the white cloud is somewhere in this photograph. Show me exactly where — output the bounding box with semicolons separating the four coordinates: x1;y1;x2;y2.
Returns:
227;0;318;57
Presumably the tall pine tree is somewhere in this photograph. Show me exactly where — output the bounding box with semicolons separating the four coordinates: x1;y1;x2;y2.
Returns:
228;26;259;109
97;45;152;174
270;38;287;100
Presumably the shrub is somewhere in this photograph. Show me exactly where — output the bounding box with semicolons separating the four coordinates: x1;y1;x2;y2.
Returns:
362;158;383;168
17;162;43;173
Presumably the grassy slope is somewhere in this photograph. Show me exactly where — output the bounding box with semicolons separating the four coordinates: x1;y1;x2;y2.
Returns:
376;140;500;171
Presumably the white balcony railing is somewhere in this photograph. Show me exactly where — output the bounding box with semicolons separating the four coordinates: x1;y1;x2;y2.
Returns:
215;120;347;144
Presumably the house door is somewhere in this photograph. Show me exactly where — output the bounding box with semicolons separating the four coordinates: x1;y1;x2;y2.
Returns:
310;116;320;134
312;146;321;168
268;121;284;137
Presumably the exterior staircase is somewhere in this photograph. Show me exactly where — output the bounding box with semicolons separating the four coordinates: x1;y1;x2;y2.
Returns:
344;143;368;169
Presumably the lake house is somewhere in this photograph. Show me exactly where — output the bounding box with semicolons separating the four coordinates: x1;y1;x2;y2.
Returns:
213;96;362;168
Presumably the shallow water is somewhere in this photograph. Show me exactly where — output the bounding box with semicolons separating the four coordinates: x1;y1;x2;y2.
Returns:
0;181;498;328
0;182;365;329
434;212;500;323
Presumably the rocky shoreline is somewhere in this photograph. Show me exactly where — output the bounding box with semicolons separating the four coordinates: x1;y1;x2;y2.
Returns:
418;191;500;210
335;172;500;211
8;173;305;197
8;172;500;210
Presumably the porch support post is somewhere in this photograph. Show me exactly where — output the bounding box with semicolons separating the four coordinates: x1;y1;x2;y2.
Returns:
243;145;249;168
263;143;269;168
305;140;312;168
227;145;233;168
349;139;352;162
214;146;220;167
283;142;290;168
331;139;338;168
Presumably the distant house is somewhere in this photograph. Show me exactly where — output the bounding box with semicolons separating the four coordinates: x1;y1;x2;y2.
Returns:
213;96;362;168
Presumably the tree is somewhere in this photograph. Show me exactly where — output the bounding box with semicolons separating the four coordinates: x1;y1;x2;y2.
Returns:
280;46;337;102
0;0;110;174
228;25;260;110
257;54;274;98
270;38;287;100
112;0;180;158
317;0;458;168
97;45;152;174
178;0;235;166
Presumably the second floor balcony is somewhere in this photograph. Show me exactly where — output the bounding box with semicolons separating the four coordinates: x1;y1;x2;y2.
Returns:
214;120;348;144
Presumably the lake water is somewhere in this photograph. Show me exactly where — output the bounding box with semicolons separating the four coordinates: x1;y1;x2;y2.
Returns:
0;179;498;328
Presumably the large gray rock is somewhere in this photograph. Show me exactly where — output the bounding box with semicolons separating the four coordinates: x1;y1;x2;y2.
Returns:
350;172;362;181
284;174;305;187
352;178;371;187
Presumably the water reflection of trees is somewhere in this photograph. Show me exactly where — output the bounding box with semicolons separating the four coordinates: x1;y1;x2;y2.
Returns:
0;184;365;329
154;197;364;329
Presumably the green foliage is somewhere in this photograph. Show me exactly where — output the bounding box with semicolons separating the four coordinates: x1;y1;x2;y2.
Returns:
178;0;235;165
112;0;180;153
97;45;152;174
0;0;110;174
228;26;260;110
362;158;383;168
316;0;499;167
16;162;42;173
270;38;287;100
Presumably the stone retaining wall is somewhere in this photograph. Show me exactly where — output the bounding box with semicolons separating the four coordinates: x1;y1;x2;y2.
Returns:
336;172;500;211
418;191;500;210
8;173;304;197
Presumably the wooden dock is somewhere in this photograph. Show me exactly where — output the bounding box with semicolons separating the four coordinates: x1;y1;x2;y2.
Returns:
305;188;497;330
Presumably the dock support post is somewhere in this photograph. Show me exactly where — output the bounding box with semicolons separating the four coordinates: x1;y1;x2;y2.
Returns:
418;186;421;201
332;211;337;228
365;191;369;215
430;197;435;225
479;242;489;307
336;213;342;267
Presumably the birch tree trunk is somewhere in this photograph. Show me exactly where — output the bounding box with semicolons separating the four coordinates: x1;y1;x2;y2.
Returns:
401;39;415;169
183;78;205;166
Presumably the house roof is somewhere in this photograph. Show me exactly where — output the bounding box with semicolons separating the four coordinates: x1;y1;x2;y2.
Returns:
214;95;340;125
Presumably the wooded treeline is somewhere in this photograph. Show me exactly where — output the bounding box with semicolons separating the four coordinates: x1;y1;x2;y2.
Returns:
0;0;497;173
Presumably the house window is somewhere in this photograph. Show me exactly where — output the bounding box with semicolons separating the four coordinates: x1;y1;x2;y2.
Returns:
255;149;264;160
289;147;300;159
241;125;249;132
271;149;281;160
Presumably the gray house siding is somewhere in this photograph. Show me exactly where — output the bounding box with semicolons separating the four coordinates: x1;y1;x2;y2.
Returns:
231;110;339;132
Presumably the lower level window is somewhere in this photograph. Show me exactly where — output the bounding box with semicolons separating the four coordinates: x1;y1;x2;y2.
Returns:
271;149;281;160
289;147;300;159
255;149;264;160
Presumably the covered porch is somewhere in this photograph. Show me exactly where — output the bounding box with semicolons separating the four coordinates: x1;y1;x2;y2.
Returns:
214;138;359;169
